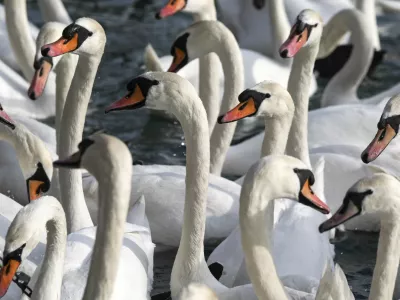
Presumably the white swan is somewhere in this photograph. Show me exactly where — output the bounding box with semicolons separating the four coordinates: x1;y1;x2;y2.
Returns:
361;93;400;163
319;172;400;300
107;71;331;299
0;134;154;300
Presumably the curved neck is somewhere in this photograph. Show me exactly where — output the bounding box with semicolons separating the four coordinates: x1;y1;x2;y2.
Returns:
59;54;103;233
5;0;35;80
268;0;291;64
170;89;214;297
193;3;216;22
82;159;132;300
37;0;72;24
31;201;67;300
262;111;293;157
286;44;320;168
354;0;380;50
369;216;400;299
209;26;244;175
321;10;374;107
240;176;287;299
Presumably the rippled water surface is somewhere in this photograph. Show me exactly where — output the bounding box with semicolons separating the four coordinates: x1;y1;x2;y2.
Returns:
20;0;400;298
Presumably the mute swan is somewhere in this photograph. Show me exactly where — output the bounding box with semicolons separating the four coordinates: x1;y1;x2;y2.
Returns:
319;173;400;300
0;134;154;300
148;0;317;128
106;71;330;299
42;19;239;246
361;93;400;163
208;81;333;287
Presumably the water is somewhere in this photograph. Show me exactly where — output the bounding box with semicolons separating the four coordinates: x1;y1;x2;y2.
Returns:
20;0;400;298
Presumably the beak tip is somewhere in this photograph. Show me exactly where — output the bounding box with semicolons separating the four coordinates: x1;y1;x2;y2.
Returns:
155;12;162;19
217;115;225;124
318;223;325;233
361;151;371;164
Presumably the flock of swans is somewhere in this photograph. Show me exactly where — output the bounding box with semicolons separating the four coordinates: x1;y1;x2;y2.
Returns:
0;0;399;299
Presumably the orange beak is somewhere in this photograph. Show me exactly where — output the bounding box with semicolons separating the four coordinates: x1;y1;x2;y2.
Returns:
41;34;79;57
0;259;20;297
217;98;257;124
279;26;309;58
28;59;53;100
361;124;397;163
27;179;45;202
105;84;146;113
167;47;187;73
300;179;330;214
156;0;186;19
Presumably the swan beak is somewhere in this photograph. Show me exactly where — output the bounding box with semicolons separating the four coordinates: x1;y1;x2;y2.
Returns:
0;259;21;297
156;0;186;19
41;34;79;57
319;201;360;233
361;124;397;163
53;151;82;169
217;98;257;124
105;84;146;113
279;27;309;58
299;179;330;214
0;106;15;130
168;47;187;73
28;58;53;100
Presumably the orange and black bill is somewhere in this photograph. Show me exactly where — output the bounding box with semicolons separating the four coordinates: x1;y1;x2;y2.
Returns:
105;84;146;113
28;57;53;100
167;47;187;73
27;180;45;201
279;21;310;58
361;124;397;163
156;0;187;19
41;35;79;57
0;245;25;298
218;98;257;124
0;105;15;130
299;178;330;214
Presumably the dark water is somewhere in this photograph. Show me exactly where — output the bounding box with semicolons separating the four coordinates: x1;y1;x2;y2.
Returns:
22;0;400;298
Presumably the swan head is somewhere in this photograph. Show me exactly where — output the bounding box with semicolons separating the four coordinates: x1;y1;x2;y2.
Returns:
167;21;221;73
243;155;330;214
28;22;65;100
217;80;294;123
41;18;106;58
0;197;64;297
53;133;132;179
319;173;400;233
105;72;195;113
361;94;400;163
156;0;212;19
279;9;323;58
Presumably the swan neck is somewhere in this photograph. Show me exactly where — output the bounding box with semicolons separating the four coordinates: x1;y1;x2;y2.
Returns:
369;217;400;300
268;0;291;64
60;54;103;233
4;0;35;80
240;179;287;299
31;204;67;300
286;45;319;168
354;0;380;49
171;92;211;297
193;4;217;21
37;0;72;24
82;161;132;300
209;27;244;175
262;111;293;157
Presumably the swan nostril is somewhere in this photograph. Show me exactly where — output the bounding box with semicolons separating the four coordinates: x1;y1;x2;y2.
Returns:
41;47;50;57
361;151;369;164
280;49;288;58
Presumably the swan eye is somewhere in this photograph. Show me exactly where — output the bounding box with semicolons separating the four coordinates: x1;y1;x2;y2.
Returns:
265;93;271;98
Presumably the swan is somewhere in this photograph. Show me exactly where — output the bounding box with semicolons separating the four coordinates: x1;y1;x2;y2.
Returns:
179;283;219;300
361;93;400;163
147;0;317;127
319;172;400;300
106;71;332;299
0;134;154;300
41;18;239;246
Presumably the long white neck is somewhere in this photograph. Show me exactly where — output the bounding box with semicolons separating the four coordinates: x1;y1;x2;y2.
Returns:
369;217;400;299
240;174;287;299
321;10;374;107
193;5;219;135
354;0;380;50
31;200;67;300
170;88;217;297
82;157;132;300
209;26;244;176
37;0;72;24
4;0;35;80
59;55;103;233
286;43;319;168
268;0;291;64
